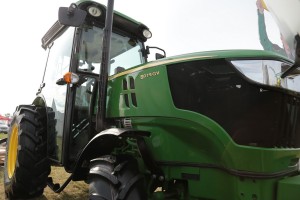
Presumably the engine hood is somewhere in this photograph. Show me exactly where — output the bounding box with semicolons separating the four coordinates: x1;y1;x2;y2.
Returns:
109;49;292;80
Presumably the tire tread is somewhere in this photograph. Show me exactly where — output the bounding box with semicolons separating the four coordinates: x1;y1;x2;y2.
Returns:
4;105;50;199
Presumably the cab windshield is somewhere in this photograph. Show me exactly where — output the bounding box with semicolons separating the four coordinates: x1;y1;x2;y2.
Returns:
77;25;145;75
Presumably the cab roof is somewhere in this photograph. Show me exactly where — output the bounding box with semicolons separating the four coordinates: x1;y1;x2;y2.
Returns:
42;0;150;49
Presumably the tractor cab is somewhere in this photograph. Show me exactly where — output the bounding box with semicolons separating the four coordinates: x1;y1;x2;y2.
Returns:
39;0;152;169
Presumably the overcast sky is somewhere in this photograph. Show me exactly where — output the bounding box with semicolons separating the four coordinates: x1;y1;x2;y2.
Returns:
0;0;282;115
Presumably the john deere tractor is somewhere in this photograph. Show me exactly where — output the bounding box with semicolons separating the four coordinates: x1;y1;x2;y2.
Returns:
4;0;300;199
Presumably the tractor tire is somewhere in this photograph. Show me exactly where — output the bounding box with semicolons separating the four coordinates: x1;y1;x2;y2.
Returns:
88;155;147;200
4;105;51;199
46;107;58;160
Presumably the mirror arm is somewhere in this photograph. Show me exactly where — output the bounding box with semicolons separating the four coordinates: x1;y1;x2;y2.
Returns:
144;46;166;60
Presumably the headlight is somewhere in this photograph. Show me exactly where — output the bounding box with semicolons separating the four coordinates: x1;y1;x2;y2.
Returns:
142;29;152;39
88;6;102;17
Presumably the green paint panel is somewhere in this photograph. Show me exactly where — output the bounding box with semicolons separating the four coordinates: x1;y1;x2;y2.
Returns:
106;50;300;199
277;175;300;200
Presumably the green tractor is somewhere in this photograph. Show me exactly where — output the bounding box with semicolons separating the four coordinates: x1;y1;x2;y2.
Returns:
3;0;300;199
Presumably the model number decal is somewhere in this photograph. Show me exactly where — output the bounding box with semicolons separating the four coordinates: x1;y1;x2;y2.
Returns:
140;71;160;80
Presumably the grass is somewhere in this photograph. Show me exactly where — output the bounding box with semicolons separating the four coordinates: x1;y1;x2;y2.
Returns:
0;166;89;200
0;133;7;140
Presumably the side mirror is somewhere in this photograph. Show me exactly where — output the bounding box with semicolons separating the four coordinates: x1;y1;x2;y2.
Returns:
155;53;165;60
143;46;166;60
58;3;87;27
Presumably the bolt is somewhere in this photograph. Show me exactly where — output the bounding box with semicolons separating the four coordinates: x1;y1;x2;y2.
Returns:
158;176;164;181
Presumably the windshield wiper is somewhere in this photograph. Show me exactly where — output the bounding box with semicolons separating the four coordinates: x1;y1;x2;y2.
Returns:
281;34;300;78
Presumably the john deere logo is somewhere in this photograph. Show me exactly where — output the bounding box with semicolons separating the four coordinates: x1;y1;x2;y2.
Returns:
140;71;160;80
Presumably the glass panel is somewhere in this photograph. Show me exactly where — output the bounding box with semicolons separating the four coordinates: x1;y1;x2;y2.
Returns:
231;60;300;93
110;45;144;74
69;77;95;161
42;27;75;162
77;26;145;76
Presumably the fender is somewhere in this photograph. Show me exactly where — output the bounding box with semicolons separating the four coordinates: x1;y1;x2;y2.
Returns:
72;128;150;180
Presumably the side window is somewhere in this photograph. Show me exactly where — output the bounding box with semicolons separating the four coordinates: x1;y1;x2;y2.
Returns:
110;44;144;75
77;26;101;74
42;27;75;162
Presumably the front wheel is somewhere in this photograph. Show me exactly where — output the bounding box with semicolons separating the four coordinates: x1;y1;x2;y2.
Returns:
4;105;50;199
88;155;147;200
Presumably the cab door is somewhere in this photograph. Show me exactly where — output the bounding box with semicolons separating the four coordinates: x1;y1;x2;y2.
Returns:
41;27;75;163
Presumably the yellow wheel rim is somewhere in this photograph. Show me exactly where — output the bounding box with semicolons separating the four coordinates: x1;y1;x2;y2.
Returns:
7;124;19;179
